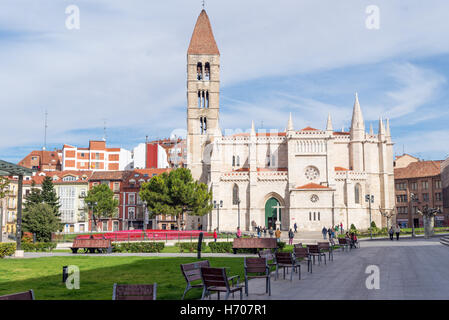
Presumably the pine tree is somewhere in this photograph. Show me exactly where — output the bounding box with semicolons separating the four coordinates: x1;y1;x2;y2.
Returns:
41;176;60;213
24;180;43;209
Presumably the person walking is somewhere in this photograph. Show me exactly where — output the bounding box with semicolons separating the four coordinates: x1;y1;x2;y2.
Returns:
236;227;242;238
389;226;394;241
288;228;294;245
294;222;298;233
327;227;332;240
340;222;344;235
256;226;261;238
269;227;274;238
213;229;217;242
263;226;267;237
275;228;281;243
395;224;401;241
322;226;328;239
331;227;335;239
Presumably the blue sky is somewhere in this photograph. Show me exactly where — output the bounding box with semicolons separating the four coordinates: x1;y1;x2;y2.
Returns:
1;0;449;163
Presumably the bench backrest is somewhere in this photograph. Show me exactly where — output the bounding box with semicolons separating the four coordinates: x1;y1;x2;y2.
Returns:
275;252;294;265
73;239;111;248
112;284;157;300
180;260;210;284
293;243;303;248
338;238;347;245
0;290;35;300
317;242;330;250
201;267;229;290
307;244;320;254
258;249;275;261
233;238;277;249
293;247;309;259
244;257;268;274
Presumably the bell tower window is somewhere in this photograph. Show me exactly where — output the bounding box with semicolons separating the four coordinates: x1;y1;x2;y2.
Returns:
200;117;207;134
205;62;210;80
198;90;209;108
197;62;203;80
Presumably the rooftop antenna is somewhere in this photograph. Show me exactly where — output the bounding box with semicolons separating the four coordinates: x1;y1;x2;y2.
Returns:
102;119;107;142
43;109;48;151
202;0;205;9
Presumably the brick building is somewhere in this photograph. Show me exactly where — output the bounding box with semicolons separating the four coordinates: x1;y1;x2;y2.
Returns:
442;157;449;223
394;158;445;228
62;140;133;171
18;150;62;171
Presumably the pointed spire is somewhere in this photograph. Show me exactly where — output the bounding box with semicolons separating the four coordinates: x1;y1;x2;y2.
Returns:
326;113;333;131
188;10;220;55
378;117;385;137
385;118;391;137
350;92;365;132
250;120;256;136
369;123;374;135
287;113;294;131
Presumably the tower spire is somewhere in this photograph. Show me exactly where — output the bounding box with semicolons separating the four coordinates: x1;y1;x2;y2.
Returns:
350;92;365;141
326;113;333;131
287;113;294;132
188;9;219;55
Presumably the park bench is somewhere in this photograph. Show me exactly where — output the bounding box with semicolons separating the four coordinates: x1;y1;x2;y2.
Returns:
317;242;333;261
244;257;271;296
307;244;326;265
112;284;157;300
200;267;244;300
293;243;303;248
180;260;210;300
71;238;112;254
338;238;350;252
293;247;312;274
232;237;277;254
0;290;35;300
275;252;299;281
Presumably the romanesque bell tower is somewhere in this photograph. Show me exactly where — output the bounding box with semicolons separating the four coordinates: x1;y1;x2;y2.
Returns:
186;9;220;182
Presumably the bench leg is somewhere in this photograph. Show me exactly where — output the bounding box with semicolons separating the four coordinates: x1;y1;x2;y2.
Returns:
182;285;191;300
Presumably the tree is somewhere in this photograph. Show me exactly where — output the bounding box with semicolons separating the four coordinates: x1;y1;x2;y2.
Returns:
140;168;213;230
0;177;10;199
84;184;119;230
41;176;60;213
24;180;43;208
22;203;62;242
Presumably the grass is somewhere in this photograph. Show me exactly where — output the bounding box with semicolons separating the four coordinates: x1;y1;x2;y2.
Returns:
0;256;245;300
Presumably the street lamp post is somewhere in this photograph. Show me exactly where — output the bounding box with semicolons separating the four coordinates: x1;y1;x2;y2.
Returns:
88;201;98;232
409;193;418;238
213;200;223;234
365;194;374;240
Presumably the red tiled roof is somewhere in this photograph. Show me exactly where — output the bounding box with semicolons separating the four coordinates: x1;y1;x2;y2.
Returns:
188;10;220;55
90;171;129;181
300;127;319;131
335;167;349;171
296;183;331;190
394;161;443;179
333;132;350;136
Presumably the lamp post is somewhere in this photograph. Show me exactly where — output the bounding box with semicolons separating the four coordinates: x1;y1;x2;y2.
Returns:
365;194;374;240
88;201;98;232
213;200;223;233
409;193;419;238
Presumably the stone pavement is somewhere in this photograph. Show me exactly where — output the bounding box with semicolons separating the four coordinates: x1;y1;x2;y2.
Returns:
208;238;449;300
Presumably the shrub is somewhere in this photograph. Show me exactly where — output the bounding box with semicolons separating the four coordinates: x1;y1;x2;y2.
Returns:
175;242;206;253
22;242;56;252
277;241;286;251
112;242;165;253
371;221;377;228
22;232;34;244
0;243;16;258
209;242;233;253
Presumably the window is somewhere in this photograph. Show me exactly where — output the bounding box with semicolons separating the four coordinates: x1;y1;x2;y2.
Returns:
422;193;429;202
198;90;209;109
396;195;408;203
354;184;361;204
197;62;203;80
113;182;120;192
232;156;235;167
129;194;136;205
236;156;240;167
318;212;320;221
435;193;442;201
435;180;442;189
232;184;239;205
95;153;100;160
31;156;38;161
397;207;408;214
200;117;207;134
62;175;77;182
204;62;210;80
128;207;135;220
102;221;108;231
395;182;407;190
313;212;316;221
422;181;428;190
309;212;312;221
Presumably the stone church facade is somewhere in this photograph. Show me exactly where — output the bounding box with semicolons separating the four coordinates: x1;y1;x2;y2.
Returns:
185;10;395;232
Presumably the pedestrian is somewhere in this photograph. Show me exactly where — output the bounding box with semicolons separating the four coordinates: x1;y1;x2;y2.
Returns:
236;227;242;238
213;228;217;242
275;228;281;243
331;227;335;239
294;222;297;233
395;224;401;241
388;226;394;241
263;226;267;237
288;228;294;245
322;226;328;239
327;227;332;239
256;226;261;238
269;227;274;238
340;222;343;234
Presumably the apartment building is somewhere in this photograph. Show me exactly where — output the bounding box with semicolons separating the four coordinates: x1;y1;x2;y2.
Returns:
18;150;62;171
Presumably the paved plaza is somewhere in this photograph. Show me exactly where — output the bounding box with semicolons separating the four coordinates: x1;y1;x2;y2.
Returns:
217;238;449;300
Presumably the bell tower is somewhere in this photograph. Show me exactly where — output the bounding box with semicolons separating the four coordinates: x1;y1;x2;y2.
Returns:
186;9;220;181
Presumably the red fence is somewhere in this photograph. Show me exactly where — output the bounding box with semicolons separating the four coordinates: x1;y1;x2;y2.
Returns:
75;229;214;242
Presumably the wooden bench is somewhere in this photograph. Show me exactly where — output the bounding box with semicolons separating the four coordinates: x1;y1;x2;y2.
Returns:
200;267;244;300
232;238;277;254
180;260;210;300
317;242;333;261
0;290;35;300
244;257;271;296
307;244;326;265
71;238;112;254
293;247;312;274
112;284;157;300
275;252;299;281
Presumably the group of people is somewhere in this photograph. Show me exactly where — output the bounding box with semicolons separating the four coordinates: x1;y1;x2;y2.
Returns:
389;224;401;241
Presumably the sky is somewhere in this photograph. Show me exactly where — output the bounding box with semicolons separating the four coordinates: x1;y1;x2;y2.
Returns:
1;0;449;163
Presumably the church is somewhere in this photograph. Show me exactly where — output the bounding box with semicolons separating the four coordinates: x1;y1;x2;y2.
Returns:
185;9;395;232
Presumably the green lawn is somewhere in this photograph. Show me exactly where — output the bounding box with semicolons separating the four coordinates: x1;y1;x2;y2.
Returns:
0;256;245;300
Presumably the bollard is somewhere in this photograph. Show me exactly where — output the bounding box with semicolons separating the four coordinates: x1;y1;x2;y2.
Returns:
197;232;204;259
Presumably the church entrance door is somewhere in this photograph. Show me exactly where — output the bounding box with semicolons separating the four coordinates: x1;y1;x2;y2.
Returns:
265;197;281;229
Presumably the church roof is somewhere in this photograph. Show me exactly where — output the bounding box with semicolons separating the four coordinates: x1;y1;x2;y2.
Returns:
299;126;319;131
334;167;349;171
295;183;331;190
394;160;443;179
188;10;220;55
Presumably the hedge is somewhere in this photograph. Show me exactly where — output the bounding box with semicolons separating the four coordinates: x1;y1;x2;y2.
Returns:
22;242;57;252
208;241;287;253
112;242;165;253
0;243;17;258
175;242;206;253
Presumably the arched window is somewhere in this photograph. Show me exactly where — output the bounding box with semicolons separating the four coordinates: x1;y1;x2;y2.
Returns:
205;62;210;80
271;154;276;168
200;117;207;134
197;62;203;80
232;184;239;205
355;184;361;204
236;156;240;167
232;156;235;166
